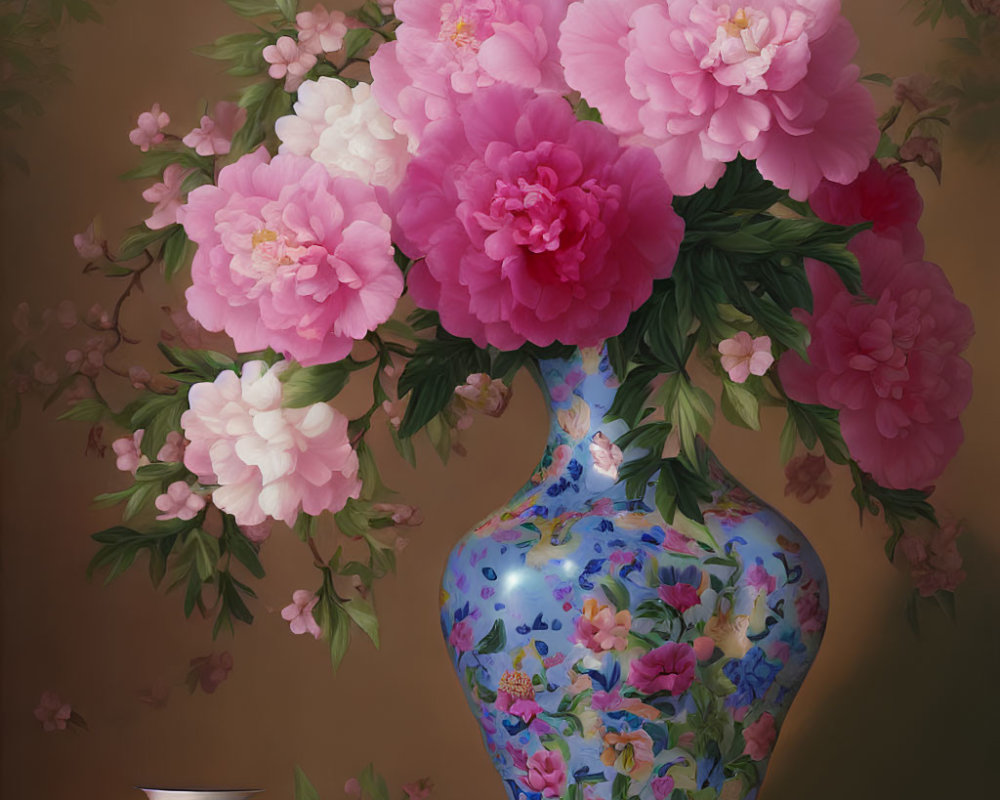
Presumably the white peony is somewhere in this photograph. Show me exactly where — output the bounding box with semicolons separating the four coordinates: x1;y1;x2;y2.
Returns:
275;77;413;190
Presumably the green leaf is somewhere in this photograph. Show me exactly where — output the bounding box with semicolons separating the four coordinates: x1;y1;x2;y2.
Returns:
57;397;106;422
293;511;317;541
221;515;266;579
118;223;173;260
573;97;602;123
131;388;190;459
539;733;572;764
389;424;417;467
293;766;320;800
344;597;380;647
475;619;507;654
358;764;390;800
343;27;374;59
224;0;281;16
862;72;894;86
317;594;352;671
280;361;357;407
599;576;631;612
425;413;452;465
162;226;195;280
276;0;298;21
778;413;797;465
720;380;760;431
655;468;679;524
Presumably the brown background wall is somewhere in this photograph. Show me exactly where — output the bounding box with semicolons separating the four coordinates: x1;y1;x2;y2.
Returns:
2;1;998;798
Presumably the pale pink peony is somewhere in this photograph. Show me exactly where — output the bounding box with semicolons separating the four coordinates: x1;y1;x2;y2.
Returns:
142;163;192;230
281;589;323;638
589;431;624;480
809;160;925;257
784;453;832;503
188;651;233;694
181;360;361;526
627;641;697;695
262;36;318;91
275;78;412;190
658;582;701;613
73;221;104;260
154;481;206;521
112;430;148;474
719;332;773;383
899;520;966;597
370;0;571;142
742;712;777;760
182;101;247;156
523;749;566;798
295;4;349;55
34;691;73;732
396;85;684;349
454;373;512;417
156;430;187;463
560;0;879;198
779;232;973;490
129;103;170;151
179;148;402;366
571;598;631;652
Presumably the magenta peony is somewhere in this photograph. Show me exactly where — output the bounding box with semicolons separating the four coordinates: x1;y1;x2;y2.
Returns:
809;159;925;257
395;85;684;349
370;0;570;142
627;641;697;695
181;360;361;526
779;233;973;489
559;0;879;198
523;749;567;798
179;148;403;366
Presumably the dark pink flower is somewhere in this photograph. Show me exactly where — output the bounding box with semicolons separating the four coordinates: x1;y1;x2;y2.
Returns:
743;712;778;760
402;778;434;800
746;563;777;595
899;136;942;183
794;580;827;634
779;233;973;490
657;582;701;613
899;520;966;597
34;691;73;732
522;749;567;798
809;160;925;257
783;453;833;503
395;84;683;349
448;619;475;652
627;642;696;695
651;775;675;800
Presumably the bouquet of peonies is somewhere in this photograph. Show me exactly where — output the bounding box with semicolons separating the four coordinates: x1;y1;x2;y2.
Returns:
7;0;975;667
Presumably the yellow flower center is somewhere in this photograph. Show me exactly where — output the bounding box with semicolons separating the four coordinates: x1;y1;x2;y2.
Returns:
723;8;751;37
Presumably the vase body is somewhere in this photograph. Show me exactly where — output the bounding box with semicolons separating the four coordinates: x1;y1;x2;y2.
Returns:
440;347;828;800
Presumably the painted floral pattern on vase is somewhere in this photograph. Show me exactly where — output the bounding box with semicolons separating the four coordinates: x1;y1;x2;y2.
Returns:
440;347;828;800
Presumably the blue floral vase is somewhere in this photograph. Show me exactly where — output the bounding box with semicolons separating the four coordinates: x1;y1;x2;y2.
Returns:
440;346;828;800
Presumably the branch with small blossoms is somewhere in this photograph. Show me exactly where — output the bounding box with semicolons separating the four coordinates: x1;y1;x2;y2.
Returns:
295;764;433;800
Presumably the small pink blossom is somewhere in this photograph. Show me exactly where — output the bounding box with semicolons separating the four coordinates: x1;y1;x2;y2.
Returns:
719;332;774;383
742;712;778;760
402;778;434;800
112;430;148;474
344;778;361;796
85;303;112;329
523;749;567;798
155;431;186;463
55;300;78;329
162;305;206;349
627;642;697;695
73;222;104;260
571;598;631;653
746;563;777;595
662;527;697;555
240;521;272;544
142;163;192;230
651;775;675;800
448;619;475;652
154;481;206;521
295;4;349;55
658;582;701;613
262;36;317;91
33;691;73;732
589;432;624;480
129;103;170;151
281;589;323;639
66;336;108;378
899;136;942;183
692;635;716;661
893;74;937;112
372;502;423;526
128;366;152;389
138;679;171;709
182;101;247;156
784;454;833;504
795;580;827;634
32;361;57;385
454;374;512;417
899;520;967;597
188;651;233;694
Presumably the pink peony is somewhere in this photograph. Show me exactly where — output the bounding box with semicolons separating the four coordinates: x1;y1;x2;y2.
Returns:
179;148;402;366
658;582;701;613
142;163;192;230
262;36;318;91
295;4;349;55
899;520;966;597
34;691;73;732
112;429;148;474
448;619;475;652
784;453;832;503
281;589;323;638
181;360;361;526
370;0;570;142
129;103;169;151
571;598;631;652
395;85;683;349
809;160;925;257
454;373;512;417
589;431;624;480
523;749;567;798
719;332;774;383
627;642;697;695
154;481;206;521
778;232;973;490
188;651;233;694
560;0;879;198
743;712;778;760
182;101;247;156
